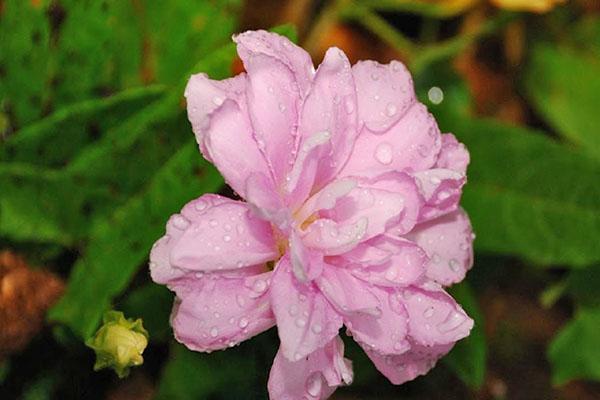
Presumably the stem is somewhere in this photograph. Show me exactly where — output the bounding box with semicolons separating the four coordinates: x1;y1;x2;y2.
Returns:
411;11;517;73
303;0;350;57
342;3;416;59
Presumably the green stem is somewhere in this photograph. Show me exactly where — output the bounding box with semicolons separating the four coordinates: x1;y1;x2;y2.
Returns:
303;0;350;56
411;11;518;74
342;3;417;59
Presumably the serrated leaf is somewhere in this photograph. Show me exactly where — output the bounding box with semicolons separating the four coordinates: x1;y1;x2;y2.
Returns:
48;144;223;338
443;281;487;388
524;43;600;159
548;307;600;385
435;112;600;268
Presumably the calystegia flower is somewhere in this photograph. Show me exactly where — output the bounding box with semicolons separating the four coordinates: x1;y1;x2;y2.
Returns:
150;30;474;399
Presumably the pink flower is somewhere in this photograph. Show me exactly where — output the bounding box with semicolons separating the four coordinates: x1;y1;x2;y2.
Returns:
150;30;474;399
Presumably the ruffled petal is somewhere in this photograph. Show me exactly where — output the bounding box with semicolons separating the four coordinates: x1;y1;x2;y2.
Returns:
364;341;453;385
285;47;358;207
267;336;353;400
340;103;442;177
166;197;278;272
238;46;301;184
352;59;415;133
270;256;343;361
407;209;474;286
345;286;410;355
413;168;465;222
301;173;421;255
399;285;473;346
234;30;314;97
150;194;235;285
436;133;470;174
316;264;381;316
201;99;273;199
185;73;247;158
170;270;275;352
348;237;427;287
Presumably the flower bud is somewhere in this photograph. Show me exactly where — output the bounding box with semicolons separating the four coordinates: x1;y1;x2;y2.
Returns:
86;311;148;378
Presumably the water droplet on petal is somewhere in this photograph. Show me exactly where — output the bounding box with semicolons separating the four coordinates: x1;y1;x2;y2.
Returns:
345;98;354;114
209;219;218;228
449;259;460;272
306;372;322;398
223;235;231;242
438;191;450;200
295;318;307;328
288;305;299;317
238;318;249;328
311;324;322;334
236;294;246;307
424;306;435;318
374;142;393;165
210;327;219;337
253;279;267;293
212;96;224;106
431;253;441;264
385;103;397;117
194;201;207;211
172;215;190;230
278;103;286;112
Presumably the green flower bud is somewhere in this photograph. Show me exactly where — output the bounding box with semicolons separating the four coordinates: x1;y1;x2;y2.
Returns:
86;311;148;378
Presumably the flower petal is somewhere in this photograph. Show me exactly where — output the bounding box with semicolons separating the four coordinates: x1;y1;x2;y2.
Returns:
352;59;415;133
285;47;358;207
413;168;465;221
407;209;474;286
150;194;235;285
234;30;314;97
267;336;353;400
168;198;278;272
171;270;275;352
340;103;442;177
345;286;410;355
301;173;421;254
349;237;427;288
202;99;273;199
399;285;473;346
270;256;343;361
185;73;247;158
436;133;470;174
239;49;301;184
364;341;453;385
316;264;381;316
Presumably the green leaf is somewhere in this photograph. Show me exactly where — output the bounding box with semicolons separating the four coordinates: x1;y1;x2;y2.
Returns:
1;85;166;167
120;283;173;342
0;163;118;245
443;281;487;388
48;144;223;338
0;0;51;127
524;43;600;159
548;307;600;384
565;264;600;308
145;0;241;84
435;112;600;268
155;343;257;400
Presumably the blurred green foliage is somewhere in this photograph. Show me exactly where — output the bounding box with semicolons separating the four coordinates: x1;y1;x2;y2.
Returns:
1;0;600;398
